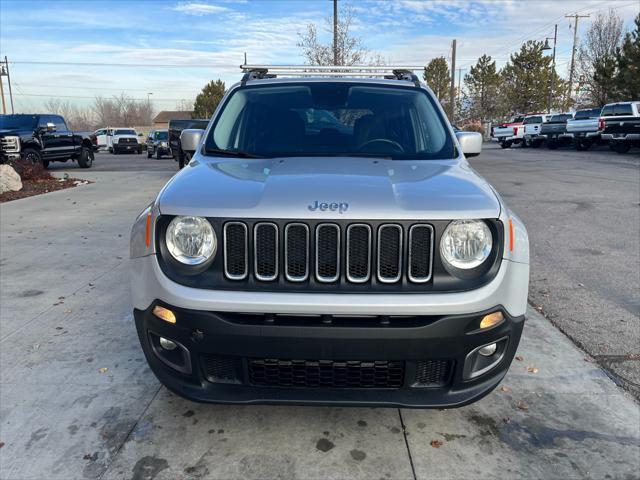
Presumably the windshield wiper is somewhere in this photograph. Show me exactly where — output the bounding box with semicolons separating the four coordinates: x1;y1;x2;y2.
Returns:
204;148;264;158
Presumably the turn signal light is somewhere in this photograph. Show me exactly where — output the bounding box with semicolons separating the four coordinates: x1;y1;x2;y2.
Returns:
153;306;176;324
480;311;504;330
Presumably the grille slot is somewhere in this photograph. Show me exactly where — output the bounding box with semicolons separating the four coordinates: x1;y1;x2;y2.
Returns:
223;222;248;280
248;358;405;389
315;224;340;282
254;223;278;281
377;224;403;283
413;360;453;387
285;223;309;282
346;224;371;283
408;224;434;283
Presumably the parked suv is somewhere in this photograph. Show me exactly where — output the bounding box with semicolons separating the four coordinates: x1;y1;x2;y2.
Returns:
599;101;640;154
146;129;170;159
130;66;529;408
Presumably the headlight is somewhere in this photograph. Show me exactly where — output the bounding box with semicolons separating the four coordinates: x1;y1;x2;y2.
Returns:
160;141;167;147
440;220;492;269
165;216;216;265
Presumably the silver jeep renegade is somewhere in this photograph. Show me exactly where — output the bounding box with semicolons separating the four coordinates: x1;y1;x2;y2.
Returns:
130;66;529;408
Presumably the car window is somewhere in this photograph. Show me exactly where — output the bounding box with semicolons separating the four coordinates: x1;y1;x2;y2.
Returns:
206;82;454;159
613;104;633;116
549;114;572;122
0;115;38;129
574;109;600;120
524;116;542;124
95;129;105;135
153;131;168;140
114;129;136;135
51;116;67;131
601;105;615;117
512;116;525;123
37;116;50;128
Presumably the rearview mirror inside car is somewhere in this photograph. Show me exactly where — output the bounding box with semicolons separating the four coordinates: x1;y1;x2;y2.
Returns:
180;129;205;153
456;131;482;158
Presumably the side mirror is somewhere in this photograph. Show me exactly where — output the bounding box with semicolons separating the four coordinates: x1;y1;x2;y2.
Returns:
138;133;144;137
46;122;56;132
456;131;482;158
180;129;205;153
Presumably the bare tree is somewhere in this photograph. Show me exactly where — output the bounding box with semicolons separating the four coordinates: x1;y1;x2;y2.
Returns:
576;10;624;106
92;93;154;127
43;99;96;130
297;3;381;66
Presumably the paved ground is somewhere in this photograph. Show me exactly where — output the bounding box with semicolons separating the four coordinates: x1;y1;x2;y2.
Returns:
1;148;639;480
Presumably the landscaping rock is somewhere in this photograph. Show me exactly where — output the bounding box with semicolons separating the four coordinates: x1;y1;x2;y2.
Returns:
0;165;22;194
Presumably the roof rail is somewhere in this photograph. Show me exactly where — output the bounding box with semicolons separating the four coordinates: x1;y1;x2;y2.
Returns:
239;64;425;87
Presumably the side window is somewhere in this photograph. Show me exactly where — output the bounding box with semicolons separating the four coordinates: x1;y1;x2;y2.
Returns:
38;116;50;128
614;104;632;116
601;105;614;117
52;116;67;131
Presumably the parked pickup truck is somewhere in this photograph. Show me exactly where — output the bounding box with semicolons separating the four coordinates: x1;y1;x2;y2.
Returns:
168;118;209;168
566;107;603;151
523;114;552;148
0;114;97;168
492;115;525;148
599;101;640;154
539;113;573;149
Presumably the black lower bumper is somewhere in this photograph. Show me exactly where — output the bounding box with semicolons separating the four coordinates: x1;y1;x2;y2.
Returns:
134;303;524;408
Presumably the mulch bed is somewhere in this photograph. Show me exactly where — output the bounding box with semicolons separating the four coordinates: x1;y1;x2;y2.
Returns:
0;177;91;203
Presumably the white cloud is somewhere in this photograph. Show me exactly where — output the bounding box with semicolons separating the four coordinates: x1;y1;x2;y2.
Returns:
172;2;229;16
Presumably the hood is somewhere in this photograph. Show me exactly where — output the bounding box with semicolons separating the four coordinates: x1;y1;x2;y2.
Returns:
0;128;29;136
158;156;501;220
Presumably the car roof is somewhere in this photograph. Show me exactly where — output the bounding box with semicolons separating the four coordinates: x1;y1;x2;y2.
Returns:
231;76;426;89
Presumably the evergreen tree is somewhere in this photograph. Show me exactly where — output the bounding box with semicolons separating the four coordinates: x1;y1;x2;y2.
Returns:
615;14;640;100
463;54;504;122
500;41;567;114
423;57;451;104
193;80;226;119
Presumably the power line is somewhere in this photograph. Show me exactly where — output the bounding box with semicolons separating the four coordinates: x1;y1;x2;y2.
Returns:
9;60;236;68
10;92;190;101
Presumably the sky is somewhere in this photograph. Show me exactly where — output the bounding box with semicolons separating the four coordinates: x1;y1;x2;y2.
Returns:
0;0;638;113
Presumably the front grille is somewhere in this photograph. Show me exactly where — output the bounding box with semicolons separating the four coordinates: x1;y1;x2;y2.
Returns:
118;138;137;144
413;360;453;387
201;355;238;383
0;136;20;153
223;221;434;285
248;358;405;389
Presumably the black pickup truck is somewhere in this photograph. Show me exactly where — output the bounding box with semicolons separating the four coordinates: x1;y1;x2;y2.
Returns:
599;101;640;154
168;118;208;168
0;114;97;168
539;113;573;149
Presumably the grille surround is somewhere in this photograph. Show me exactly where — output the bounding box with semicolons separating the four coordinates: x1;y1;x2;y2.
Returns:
408;224;434;283
377;224;403;283
254;222;278;281
315;223;340;283
223;222;248;280
284;223;310;282
346;224;372;283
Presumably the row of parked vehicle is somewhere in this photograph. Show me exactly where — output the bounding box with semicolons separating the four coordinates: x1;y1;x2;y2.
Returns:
491;101;640;154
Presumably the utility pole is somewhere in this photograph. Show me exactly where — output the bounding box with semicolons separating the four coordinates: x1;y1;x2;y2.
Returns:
547;24;557;113
333;0;339;66
566;13;589;105
0;57;12;114
449;39;456;122
456;67;463;122
0;72;5;114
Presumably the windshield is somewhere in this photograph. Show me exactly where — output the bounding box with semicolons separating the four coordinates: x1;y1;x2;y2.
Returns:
114;129;136;135
524;116;543;124
549;114;572;123
204;82;454;159
153;131;168;140
0;115;38;130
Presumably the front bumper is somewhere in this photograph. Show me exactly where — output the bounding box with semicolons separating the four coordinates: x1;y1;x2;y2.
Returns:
114;143;139;152
134;303;524;407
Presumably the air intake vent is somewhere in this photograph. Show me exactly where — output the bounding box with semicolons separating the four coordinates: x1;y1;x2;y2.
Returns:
315;224;340;282
377;225;402;283
254;223;278;281
408;224;434;282
346;224;371;283
223;222;248;280
285;223;309;282
413;360;453;387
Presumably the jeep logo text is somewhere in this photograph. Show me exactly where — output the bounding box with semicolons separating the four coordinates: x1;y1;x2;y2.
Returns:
308;201;349;214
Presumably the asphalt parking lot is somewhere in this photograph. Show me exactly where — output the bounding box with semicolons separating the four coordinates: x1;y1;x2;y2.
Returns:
1;146;639;479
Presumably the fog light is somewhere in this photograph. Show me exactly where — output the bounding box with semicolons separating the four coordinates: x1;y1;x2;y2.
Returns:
159;337;177;351
153;305;176;324
478;343;497;357
480;311;504;330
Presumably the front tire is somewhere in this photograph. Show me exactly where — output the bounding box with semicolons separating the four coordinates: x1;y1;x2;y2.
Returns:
147;149;152;158
156;150;162;160
77;147;93;168
22;148;42;165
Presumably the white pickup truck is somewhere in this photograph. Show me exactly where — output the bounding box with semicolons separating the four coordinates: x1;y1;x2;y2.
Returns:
565;108;602;151
523;114;552;148
491;115;525;148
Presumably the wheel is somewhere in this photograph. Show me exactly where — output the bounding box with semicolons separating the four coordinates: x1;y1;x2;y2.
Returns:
613;142;630;154
42;159;50;169
155;150;162;160
138;147;142;154
22;148;42;165
147;149;152;158
108;147;113;153
576;139;591;151
112;148;118;155
531;140;542;148
546;139;558;150
77;146;93;168
500;141;508;149
521;138;529;148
